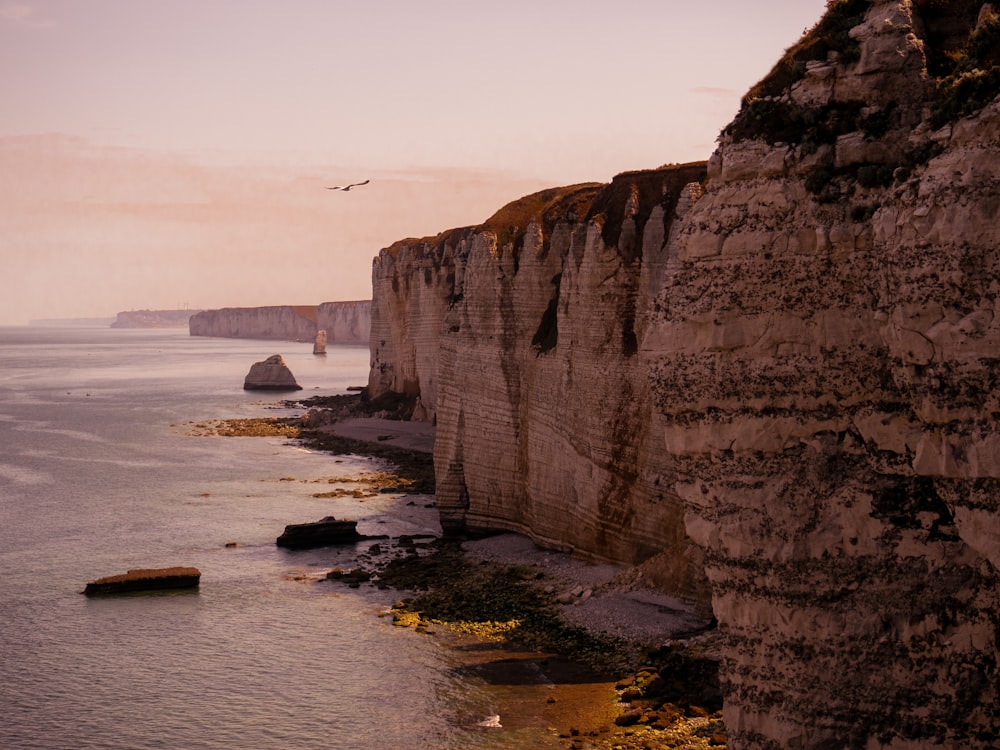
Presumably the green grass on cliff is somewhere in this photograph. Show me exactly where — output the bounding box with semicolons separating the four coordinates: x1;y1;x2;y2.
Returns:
740;0;873;107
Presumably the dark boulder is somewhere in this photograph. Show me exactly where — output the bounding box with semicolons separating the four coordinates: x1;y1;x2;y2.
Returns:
84;567;201;596
276;516;363;549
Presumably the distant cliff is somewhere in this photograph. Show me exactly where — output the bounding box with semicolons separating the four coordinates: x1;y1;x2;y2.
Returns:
189;302;370;344
370;166;711;603
368;0;1000;746
111;309;199;328
317;300;371;344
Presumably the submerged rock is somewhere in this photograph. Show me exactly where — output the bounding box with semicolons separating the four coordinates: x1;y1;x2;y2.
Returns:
243;354;301;391
83;567;201;596
276;516;363;549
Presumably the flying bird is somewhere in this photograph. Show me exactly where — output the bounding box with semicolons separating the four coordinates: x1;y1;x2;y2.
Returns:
326;179;370;191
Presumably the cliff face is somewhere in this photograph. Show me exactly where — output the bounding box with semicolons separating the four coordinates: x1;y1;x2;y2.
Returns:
370;169;711;601
111;309;199;328
647;1;1000;746
316;300;371;344
366;1;1000;744
190;302;370;343
369;229;472;421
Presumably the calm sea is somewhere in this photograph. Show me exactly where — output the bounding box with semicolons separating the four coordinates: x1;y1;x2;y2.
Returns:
0;327;566;749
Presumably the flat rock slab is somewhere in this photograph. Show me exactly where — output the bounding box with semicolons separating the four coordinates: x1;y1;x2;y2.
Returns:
84;567;201;596
276;516;364;549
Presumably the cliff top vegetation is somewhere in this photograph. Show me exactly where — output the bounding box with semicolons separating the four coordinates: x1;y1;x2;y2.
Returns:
729;0;1000;145
585;163;707;256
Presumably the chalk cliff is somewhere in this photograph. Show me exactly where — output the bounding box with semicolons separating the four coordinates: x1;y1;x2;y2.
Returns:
367;1;1000;745
370;169;711;601
189;302;370;343
111;309;199;328
646;0;1000;746
317;300;371;344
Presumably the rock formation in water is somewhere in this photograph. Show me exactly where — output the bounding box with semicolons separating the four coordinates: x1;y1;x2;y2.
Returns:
644;1;1000;746
243;354;301;391
83;567;201;595
370;169;712;602
111;309;199;328
313;329;327;355
368;1;1000;745
275;516;363;549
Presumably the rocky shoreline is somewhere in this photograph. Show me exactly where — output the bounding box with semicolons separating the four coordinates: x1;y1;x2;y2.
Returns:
194;395;726;748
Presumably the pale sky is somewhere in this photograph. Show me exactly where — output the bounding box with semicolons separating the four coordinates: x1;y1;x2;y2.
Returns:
0;0;828;325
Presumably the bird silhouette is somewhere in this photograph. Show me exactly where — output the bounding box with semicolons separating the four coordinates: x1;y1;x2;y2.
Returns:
326;179;370;191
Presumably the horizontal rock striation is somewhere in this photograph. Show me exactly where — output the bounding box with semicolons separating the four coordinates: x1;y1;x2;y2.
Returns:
243;354;301;391
190;302;371;343
190;305;319;341
647;1;1000;746
316;300;371;344
370;169;712;603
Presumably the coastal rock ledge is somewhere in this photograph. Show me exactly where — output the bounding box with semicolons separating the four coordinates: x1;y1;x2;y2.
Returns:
83;567;201;596
243;354;302;391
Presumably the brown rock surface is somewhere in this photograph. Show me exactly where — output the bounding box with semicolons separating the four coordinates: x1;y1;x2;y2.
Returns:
648;1;1000;746
365;1;1000;745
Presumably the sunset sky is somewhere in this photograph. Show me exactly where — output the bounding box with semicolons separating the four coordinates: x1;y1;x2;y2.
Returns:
1;0;828;325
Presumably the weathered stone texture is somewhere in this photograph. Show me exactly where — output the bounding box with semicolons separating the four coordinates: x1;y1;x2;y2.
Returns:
189;305;319;341
368;230;471;422
316;300;371;344
189;302;370;343
371;169;711;602
649;1;1000;746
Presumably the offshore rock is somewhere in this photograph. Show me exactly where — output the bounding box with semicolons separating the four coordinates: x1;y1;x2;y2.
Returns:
276;516;363;549
243;354;301;391
313;329;327;355
84;567;200;596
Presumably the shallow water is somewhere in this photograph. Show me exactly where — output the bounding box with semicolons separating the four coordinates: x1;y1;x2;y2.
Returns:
0;327;591;749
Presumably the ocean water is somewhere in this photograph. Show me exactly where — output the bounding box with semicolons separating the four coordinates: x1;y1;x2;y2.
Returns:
0;327;573;749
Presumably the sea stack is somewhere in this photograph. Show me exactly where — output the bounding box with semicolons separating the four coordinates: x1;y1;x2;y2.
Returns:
313;329;327;355
243;354;302;391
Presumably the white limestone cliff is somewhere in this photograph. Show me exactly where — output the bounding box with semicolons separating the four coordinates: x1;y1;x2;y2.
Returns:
370;170;712;603
365;1;1000;745
189;302;370;343
190;305;318;341
316;300;371;344
647;1;1000;746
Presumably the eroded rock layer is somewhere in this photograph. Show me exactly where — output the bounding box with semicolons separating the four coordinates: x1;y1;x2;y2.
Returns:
370;169;712;602
316;300;371;345
366;1;1000;744
188;302;370;343
648;1;1000;746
